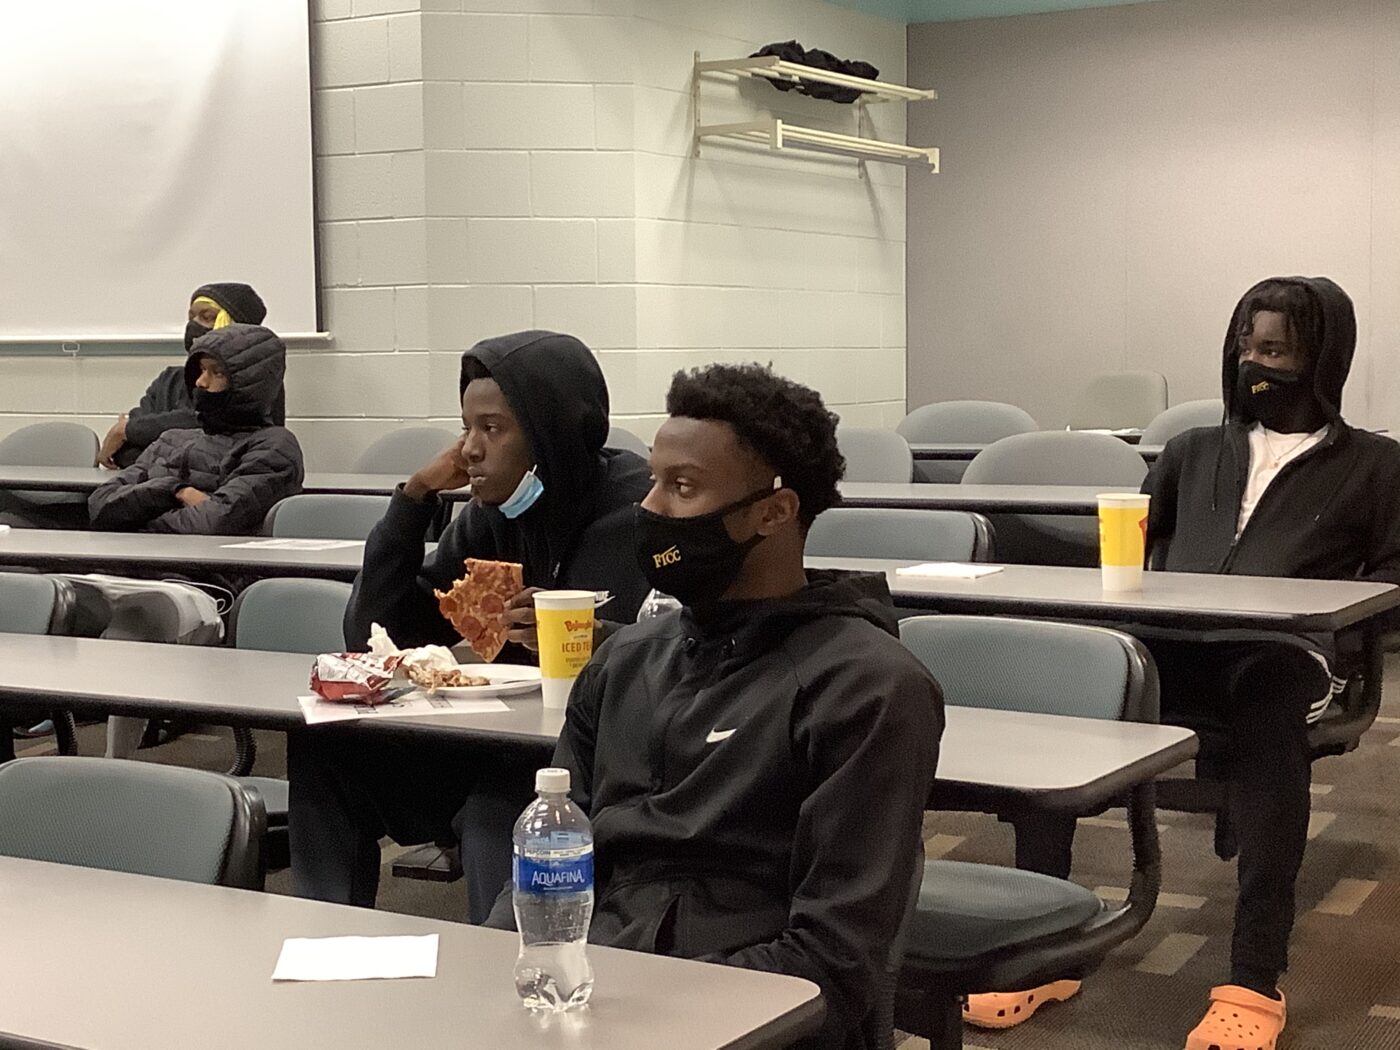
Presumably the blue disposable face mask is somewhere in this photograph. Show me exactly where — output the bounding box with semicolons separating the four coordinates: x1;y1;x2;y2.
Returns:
499;467;544;519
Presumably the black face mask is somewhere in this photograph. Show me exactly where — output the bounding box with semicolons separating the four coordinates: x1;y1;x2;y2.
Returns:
634;483;778;608
184;319;211;353
194;388;233;431
1235;360;1320;433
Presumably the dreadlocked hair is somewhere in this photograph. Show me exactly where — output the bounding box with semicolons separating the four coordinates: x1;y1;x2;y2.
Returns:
665;363;845;528
1235;279;1325;362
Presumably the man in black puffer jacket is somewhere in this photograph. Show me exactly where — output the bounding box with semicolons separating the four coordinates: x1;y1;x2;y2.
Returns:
89;323;303;534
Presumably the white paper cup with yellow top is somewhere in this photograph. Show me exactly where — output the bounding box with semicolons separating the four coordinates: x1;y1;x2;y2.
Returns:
534;590;596;709
1097;493;1150;591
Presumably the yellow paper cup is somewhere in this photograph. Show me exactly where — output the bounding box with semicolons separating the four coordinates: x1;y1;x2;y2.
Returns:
534;590;596;709
1097;493;1150;591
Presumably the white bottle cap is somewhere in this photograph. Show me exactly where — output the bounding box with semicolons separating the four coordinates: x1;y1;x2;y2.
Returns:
536;767;570;794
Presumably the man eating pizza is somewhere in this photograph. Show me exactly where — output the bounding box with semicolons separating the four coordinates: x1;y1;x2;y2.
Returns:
288;330;651;922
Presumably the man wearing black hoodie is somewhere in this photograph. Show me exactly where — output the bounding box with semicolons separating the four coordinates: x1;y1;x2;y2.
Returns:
290;331;652;922
485;363;945;1050
96;282;283;470
88;323;303;534
973;277;1400;1050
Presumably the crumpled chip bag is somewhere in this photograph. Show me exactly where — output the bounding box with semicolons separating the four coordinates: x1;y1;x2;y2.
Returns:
310;652;403;704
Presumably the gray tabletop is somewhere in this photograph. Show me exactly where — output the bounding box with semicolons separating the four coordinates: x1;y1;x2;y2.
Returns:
0;466;412;499
0;855;822;1050
909;443;1163;464
0;528;377;582
0;633;1197;810
816;558;1400;633
837;482;1140;515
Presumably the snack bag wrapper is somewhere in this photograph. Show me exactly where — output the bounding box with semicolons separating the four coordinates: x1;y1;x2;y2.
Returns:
310;652;403;704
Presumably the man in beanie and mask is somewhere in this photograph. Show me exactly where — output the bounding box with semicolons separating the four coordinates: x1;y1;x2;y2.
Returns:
967;277;1400;1050
97;282;282;470
89;323;302;533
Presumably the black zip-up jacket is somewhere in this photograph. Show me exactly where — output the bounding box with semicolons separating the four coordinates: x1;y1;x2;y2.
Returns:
89;325;303;535
488;570;945;1050
344;331;652;650
117;364;287;469
1145;276;1400;586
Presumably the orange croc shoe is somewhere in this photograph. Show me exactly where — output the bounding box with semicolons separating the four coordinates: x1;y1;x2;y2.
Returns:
1185;985;1287;1050
963;980;1082;1029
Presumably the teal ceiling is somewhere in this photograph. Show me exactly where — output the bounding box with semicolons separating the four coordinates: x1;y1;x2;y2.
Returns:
825;0;1164;23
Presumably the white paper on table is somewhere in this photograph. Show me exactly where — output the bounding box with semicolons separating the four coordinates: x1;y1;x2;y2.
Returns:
298;694;512;725
895;562;1006;580
272;934;439;982
221;538;365;551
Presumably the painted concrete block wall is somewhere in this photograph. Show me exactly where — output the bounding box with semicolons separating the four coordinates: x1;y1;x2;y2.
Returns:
0;0;909;468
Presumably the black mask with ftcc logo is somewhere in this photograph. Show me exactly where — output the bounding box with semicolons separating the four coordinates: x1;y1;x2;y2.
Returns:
1235;360;1318;432
634;480;781;607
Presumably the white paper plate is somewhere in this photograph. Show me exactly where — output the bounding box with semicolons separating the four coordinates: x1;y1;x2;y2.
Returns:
431;663;542;698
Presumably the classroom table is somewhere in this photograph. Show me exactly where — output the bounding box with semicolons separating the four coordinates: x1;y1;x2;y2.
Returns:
0;633;1197;813
0;466;411;499
838;482;1139;515
0;855;821;1050
0;528;378;582
909;442;1163;464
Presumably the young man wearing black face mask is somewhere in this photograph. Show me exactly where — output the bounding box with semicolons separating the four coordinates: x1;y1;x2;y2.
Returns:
96;282;281;470
484;363;945;1050
88;323;303;533
969;277;1400;1050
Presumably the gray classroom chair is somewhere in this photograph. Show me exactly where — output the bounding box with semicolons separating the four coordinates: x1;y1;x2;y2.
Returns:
352;426;459;474
962;431;1148;567
806;508;995;563
0;756;266;890
605;425;649;457
0;573;82;760
836;427;914;483
1141;398;1224;445
1065;371;1168;431
895;402;1039;483
226;578;354;871
264;493;392;541
0;421;100;522
894;616;1162;1047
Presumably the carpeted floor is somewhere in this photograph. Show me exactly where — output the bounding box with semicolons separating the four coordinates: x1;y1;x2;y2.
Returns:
18;655;1400;1049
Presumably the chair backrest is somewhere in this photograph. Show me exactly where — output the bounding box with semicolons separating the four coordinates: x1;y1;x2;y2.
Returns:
1066;371;1168;431
807;508;995;563
0;422;99;467
1141;399;1224;445
896;401;1039;444
0;572;62;634
352;427;458;474
605;426;649;457
899;615;1157;722
962;430;1148;487
265;493;391;541
836;427;914;483
0;756;265;889
228;578;353;654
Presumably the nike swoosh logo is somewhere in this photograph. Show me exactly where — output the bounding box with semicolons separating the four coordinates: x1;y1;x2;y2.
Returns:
705;728;737;745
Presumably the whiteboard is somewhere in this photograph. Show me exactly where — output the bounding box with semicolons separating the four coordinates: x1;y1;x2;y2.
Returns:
0;1;319;340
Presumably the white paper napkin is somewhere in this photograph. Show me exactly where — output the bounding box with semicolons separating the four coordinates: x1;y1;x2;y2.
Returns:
272;934;439;982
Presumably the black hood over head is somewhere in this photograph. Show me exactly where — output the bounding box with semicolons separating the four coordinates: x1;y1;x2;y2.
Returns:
185;324;287;434
460;329;610;497
191;282;267;325
1222;276;1356;425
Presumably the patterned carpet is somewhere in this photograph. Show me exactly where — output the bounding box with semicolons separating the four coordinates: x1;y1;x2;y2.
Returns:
21;654;1400;1050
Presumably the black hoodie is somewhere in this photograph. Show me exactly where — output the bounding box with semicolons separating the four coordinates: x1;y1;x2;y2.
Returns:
344;331;652;650
89;325;304;534
1144;277;1400;584
486;570;945;1050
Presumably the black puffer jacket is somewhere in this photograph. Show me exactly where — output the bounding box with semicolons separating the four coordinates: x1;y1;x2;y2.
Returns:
89;325;303;534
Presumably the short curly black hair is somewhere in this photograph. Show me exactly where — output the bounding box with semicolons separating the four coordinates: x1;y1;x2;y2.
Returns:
665;363;845;528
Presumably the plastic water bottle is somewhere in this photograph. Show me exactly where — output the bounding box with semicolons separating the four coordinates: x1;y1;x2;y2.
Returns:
512;767;594;1011
637;588;683;622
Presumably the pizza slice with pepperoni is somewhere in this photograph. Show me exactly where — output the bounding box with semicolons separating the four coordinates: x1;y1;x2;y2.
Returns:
433;558;524;662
